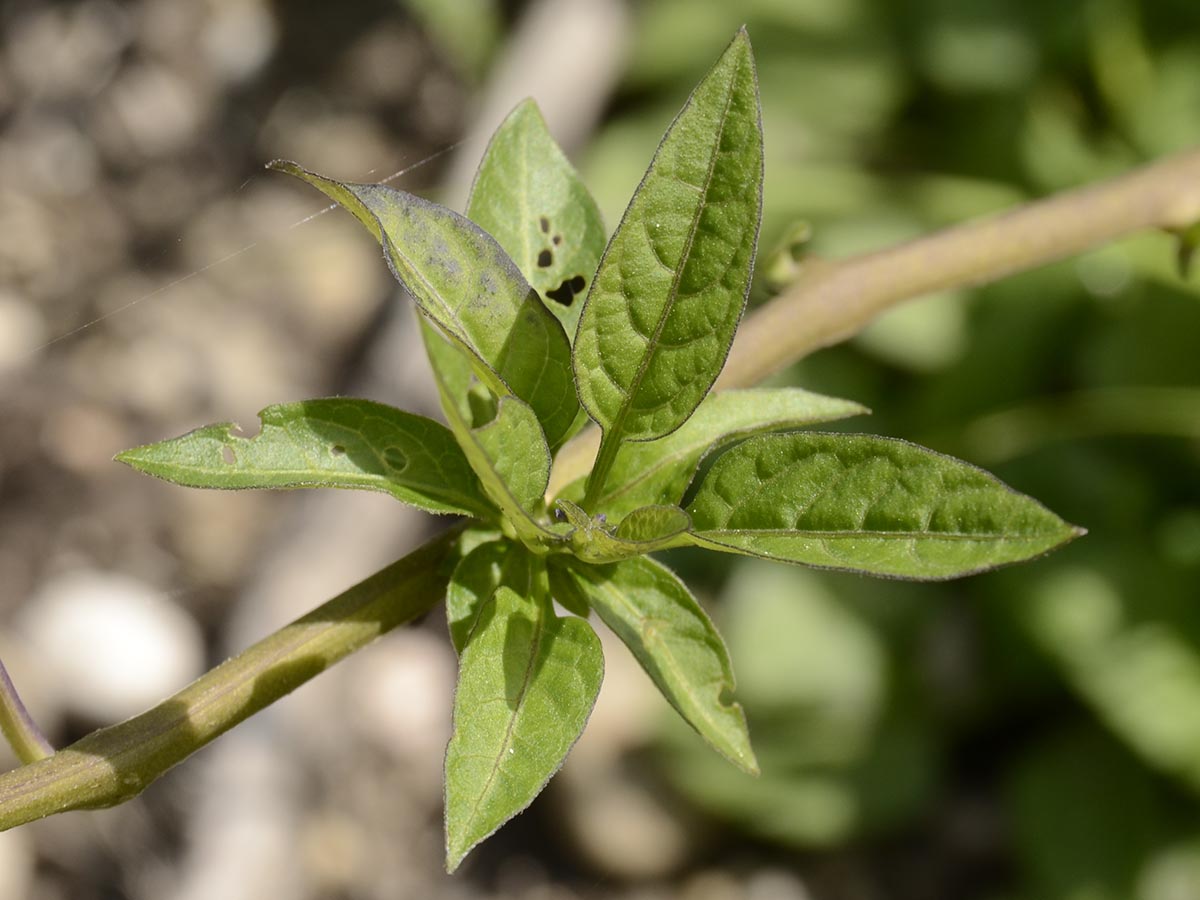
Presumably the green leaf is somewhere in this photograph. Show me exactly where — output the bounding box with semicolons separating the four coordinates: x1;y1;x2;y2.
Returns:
423;325;558;547
573;29;763;502
553;388;867;517
555;499;691;564
549;556;756;774
467;99;606;339
686;433;1084;580
444;586;603;872
269;160;579;448
115;398;493;518
446;540;535;654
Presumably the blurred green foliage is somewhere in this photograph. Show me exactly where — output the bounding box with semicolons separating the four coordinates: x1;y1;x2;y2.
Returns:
580;0;1200;896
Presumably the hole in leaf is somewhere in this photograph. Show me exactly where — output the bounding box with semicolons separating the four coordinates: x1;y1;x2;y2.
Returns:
537;249;553;268
221;445;236;465
330;444;346;456
231;418;262;439
467;382;498;428
553;234;562;246
539;216;550;233
545;274;586;306
382;446;408;472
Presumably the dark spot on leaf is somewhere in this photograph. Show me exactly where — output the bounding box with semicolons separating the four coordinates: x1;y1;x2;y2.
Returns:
330;444;346;456
537;249;553;268
221;446;236;465
545;274;586;306
539;217;550;233
383;446;408;471
553;235;562;246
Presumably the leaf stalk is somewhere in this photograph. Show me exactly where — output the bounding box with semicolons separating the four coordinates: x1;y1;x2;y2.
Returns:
0;657;54;766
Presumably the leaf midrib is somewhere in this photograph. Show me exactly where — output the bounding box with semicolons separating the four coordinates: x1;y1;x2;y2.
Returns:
584;565;741;757
602;58;742;446
461;598;546;835
695;527;1065;541
140;462;484;511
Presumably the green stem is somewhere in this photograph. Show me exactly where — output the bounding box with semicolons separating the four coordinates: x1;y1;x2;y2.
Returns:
581;432;621;512
0;525;461;831
0;658;53;765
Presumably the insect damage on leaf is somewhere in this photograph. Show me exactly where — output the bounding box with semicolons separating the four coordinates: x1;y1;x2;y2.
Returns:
545;274;587;306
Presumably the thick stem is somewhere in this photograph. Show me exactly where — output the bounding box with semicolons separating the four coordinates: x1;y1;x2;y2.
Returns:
548;145;1200;498
0;525;460;831
0;658;54;765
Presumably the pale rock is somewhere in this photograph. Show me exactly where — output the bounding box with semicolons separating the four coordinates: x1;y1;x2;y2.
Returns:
0;829;34;900
0;292;46;372
18;570;205;723
347;629;455;772
201;0;277;84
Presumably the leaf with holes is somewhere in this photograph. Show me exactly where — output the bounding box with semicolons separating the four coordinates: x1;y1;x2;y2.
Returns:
553;388;867;517
686;433;1085;580
573;29;763;502
115;398;493;518
270;160;579;449
468;99;605;339
444;585;603;872
549;555;756;773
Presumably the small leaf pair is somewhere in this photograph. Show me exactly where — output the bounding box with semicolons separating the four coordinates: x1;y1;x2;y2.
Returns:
116;28;1082;873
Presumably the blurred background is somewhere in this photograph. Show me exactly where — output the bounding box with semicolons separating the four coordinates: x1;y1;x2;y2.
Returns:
2;0;1200;898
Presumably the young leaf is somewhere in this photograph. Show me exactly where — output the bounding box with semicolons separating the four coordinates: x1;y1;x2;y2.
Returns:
116;398;493;518
424;323;559;548
467;99;605;338
269;160;579;448
686;433;1085;580
573;29;764;503
446;540;534;654
444;586;603;872
549;556;757;774
553;387;867;517
555;500;691;564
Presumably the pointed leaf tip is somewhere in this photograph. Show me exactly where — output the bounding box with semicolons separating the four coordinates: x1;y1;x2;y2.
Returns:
551;556;757;774
573;27;764;457
444;588;603;870
115;398;492;517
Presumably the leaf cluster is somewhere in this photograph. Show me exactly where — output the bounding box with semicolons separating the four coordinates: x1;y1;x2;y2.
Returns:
116;30;1081;871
